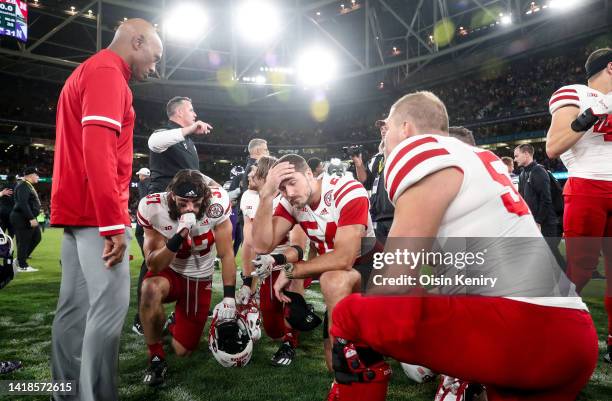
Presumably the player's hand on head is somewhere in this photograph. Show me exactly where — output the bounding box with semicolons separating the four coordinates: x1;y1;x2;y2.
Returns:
102;233;127;268
177;212;197;236
216;297;237;320
261;162;295;197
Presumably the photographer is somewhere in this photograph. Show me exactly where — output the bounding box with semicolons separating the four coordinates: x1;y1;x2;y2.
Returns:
350;120;394;242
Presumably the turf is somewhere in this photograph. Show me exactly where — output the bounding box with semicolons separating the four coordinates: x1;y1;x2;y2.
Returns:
0;228;610;400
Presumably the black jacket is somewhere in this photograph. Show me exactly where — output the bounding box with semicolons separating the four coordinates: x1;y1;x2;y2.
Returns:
363;153;395;222
11;180;40;221
149;121;199;194
518;162;557;226
137;178;151;201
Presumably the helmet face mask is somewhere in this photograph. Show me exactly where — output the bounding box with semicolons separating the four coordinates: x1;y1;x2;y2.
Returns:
209;304;254;368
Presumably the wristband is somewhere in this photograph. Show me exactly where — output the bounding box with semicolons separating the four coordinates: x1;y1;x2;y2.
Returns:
166;233;184;253
242;276;253;287
223;285;235;298
290;245;304;261
271;253;287;265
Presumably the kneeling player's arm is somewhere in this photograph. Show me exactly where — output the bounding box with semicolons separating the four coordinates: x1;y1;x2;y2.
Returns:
546;106;582;159
143;227;179;274
214;219;237;296
292;224;364;278
241;218;255;277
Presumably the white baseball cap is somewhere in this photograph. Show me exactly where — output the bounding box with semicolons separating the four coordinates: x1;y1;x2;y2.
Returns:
136;167;151;176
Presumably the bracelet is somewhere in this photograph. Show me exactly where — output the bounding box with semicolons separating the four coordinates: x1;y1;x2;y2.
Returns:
166;233;183;253
271;253;287;265
283;263;295;279
223;285;235;298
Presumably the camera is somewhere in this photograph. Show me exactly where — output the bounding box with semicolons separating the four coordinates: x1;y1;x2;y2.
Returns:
342;144;363;158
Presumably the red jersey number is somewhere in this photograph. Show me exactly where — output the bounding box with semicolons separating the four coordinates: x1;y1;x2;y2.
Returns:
175;231;215;259
145;194;161;205
475;151;530;217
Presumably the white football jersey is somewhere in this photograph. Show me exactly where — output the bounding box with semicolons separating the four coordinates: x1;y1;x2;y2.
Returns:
137;187;231;278
274;174;375;255
549;84;612;181
241;189;289;253
385;135;586;311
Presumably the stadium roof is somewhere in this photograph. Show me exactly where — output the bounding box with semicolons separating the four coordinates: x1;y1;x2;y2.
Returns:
0;0;609;108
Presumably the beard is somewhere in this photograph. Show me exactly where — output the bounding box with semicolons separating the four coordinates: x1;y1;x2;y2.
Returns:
168;195;207;222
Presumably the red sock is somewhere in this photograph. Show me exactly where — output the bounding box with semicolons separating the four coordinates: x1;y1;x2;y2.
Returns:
147;342;165;359
282;328;299;348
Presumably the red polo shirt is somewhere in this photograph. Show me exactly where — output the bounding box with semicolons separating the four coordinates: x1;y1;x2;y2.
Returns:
51;49;135;236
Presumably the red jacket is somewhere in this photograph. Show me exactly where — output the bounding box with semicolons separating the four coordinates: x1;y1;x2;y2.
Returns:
51;49;135;236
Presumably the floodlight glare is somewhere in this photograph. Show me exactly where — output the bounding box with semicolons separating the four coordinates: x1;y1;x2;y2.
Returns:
165;3;208;41
500;14;512;25
549;0;583;10
236;0;281;44
296;47;337;87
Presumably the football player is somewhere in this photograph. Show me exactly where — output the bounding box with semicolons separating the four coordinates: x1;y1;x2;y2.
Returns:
241;156;309;366
137;169;237;386
251;154;375;371
328;91;598;401
546;47;612;363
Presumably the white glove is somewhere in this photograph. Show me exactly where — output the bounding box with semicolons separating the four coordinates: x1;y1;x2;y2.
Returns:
215;297;236;321
177;212;197;235
236;285;252;305
252;254;276;280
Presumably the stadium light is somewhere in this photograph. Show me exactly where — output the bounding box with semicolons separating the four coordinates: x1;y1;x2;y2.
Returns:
296;46;337;87
164;3;208;41
235;0;281;45
500;13;512;25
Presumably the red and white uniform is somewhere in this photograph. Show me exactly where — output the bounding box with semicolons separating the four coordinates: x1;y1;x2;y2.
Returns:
240;190;289;253
549;85;612;181
137;187;231;279
51;49;135;236
274;174;375;255
550;85;612;349
331;135;598;401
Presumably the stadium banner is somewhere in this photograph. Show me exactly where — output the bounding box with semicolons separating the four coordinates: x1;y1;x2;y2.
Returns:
358;237;608;297
0;0;27;42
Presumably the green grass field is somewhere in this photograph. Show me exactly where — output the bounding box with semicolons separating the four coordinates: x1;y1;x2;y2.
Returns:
0;228;610;400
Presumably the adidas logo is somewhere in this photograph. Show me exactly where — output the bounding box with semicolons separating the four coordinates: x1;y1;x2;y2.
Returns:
152;356;161;362
185;190;197;197
320;208;328;215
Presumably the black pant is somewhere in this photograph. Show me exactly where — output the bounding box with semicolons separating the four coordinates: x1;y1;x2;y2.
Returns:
541;223;566;272
10;212;41;268
374;218;393;244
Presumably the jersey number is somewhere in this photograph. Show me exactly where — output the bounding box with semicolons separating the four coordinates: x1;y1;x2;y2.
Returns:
299;221;337;254
175;230;215;259
145;194;161;205
475;151;530;217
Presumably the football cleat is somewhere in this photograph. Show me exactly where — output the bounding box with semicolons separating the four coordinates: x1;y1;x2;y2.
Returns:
163;312;175;333
132;320;144;336
143;355;167;387
400;363;436;383
270;341;295;367
0;360;22;375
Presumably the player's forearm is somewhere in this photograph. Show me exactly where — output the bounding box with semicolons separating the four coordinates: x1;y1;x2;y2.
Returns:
251;195;275;253
293;249;356;278
220;254;237;288
241;242;255;276
354;162;368;184
146;247;175;274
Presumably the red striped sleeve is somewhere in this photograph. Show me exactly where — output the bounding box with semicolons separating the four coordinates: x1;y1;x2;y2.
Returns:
337;197;369;227
549;95;580;106
552;88;577;97
385;136;439;190
273;202;296;224
388;148;450;201
137;210;152;228
333;180;358;200
335;184;364;208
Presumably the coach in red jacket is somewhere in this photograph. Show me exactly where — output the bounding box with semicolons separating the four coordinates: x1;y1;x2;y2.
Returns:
50;19;162;401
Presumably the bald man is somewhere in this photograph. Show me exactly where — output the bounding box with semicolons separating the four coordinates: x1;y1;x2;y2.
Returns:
50;19;162;401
